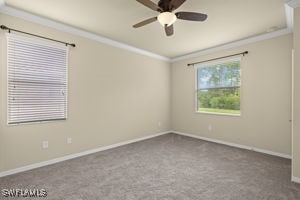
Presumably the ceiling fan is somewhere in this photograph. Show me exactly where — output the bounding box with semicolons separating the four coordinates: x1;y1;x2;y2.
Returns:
133;0;208;36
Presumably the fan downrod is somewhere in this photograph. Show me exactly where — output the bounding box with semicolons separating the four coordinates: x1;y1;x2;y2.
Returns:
158;0;172;12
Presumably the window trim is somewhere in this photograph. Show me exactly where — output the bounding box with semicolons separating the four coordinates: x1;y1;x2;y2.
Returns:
6;33;69;125
194;56;242;116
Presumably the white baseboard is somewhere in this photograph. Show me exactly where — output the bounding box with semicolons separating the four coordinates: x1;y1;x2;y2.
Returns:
0;131;171;178
172;131;291;159
0;130;292;178
292;176;300;184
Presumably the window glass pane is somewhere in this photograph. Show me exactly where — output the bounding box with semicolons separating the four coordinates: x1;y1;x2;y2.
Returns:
196;59;241;115
198;60;240;89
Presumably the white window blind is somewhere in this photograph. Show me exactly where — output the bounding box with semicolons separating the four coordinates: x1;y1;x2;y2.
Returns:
7;34;68;124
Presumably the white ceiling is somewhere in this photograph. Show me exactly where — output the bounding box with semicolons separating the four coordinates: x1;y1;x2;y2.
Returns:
4;0;289;58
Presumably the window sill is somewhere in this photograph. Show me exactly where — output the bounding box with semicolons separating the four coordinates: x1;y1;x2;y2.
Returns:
194;111;241;117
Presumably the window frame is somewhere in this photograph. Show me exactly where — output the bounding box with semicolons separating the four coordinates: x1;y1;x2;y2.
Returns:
194;56;242;117
6;33;69;125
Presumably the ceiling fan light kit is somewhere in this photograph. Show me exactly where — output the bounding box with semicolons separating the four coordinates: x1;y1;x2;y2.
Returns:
157;12;177;27
133;0;207;36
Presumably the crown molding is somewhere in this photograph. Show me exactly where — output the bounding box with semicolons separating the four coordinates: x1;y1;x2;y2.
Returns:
171;28;292;62
171;2;294;62
288;0;300;8
0;5;170;62
285;4;294;30
0;2;295;63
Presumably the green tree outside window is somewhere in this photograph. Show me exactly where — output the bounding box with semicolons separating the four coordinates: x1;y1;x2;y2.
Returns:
197;59;241;115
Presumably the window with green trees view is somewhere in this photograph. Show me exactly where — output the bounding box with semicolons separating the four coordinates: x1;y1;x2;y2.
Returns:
196;58;241;115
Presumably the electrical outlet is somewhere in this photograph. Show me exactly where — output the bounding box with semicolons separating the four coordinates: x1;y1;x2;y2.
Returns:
158;121;161;127
208;124;213;132
42;141;48;149
67;137;72;144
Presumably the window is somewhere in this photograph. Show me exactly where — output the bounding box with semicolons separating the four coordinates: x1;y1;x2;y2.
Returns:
196;58;241;115
7;34;68;124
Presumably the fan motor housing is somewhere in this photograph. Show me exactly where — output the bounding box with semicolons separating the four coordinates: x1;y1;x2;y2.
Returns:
158;0;172;11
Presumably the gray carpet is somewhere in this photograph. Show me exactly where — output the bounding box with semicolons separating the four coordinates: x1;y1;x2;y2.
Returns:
0;133;300;200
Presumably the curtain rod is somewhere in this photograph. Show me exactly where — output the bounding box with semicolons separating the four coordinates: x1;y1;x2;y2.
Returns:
187;51;248;66
0;25;76;47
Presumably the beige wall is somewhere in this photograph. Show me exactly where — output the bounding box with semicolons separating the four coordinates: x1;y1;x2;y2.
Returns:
171;34;293;155
293;7;300;179
0;11;296;176
0;13;171;172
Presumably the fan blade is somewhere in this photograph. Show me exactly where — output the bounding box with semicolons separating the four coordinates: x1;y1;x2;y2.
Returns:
133;17;157;28
136;0;162;12
165;24;174;36
176;12;208;21
169;0;186;11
